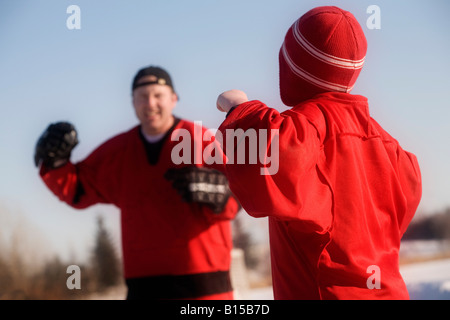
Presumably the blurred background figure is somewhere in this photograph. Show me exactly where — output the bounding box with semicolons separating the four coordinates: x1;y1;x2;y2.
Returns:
34;66;240;299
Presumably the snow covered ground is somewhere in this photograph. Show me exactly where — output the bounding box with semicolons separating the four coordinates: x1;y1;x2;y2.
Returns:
401;258;450;300
239;258;450;300
399;240;450;299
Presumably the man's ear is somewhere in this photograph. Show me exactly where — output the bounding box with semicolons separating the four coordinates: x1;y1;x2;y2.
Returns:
172;91;179;103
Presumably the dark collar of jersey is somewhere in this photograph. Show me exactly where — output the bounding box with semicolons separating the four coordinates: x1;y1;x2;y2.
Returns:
138;117;181;165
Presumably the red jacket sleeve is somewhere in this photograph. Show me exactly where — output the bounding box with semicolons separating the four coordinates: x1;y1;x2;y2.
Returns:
39;162;85;207
396;149;422;236
39;133;126;209
217;100;331;230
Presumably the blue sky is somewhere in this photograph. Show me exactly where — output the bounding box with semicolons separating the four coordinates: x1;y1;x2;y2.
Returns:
1;0;449;262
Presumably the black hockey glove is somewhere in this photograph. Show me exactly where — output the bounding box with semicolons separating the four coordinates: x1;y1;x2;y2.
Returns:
164;167;231;213
34;122;79;169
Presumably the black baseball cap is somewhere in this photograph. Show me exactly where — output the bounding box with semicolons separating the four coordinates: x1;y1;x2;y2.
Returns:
132;66;175;92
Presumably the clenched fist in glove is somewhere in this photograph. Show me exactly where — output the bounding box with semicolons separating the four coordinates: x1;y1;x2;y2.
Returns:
164;167;231;213
216;89;249;113
34;122;79;169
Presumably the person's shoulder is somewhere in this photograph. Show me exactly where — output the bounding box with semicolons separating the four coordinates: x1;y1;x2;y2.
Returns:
175;118;213;133
91;125;140;155
369;117;399;143
105;125;139;144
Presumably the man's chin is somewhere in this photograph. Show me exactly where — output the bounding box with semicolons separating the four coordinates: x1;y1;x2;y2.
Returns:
142;122;166;135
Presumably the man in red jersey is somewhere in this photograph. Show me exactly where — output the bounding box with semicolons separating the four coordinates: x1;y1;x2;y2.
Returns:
35;66;239;299
216;6;422;299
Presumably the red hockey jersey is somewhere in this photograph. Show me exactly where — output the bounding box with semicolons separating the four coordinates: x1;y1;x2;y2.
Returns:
40;119;239;299
218;92;422;299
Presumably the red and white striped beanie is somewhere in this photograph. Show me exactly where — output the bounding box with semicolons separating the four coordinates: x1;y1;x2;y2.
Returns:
279;6;367;106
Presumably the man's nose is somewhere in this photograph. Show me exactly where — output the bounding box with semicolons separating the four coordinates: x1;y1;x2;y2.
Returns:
144;96;158;108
